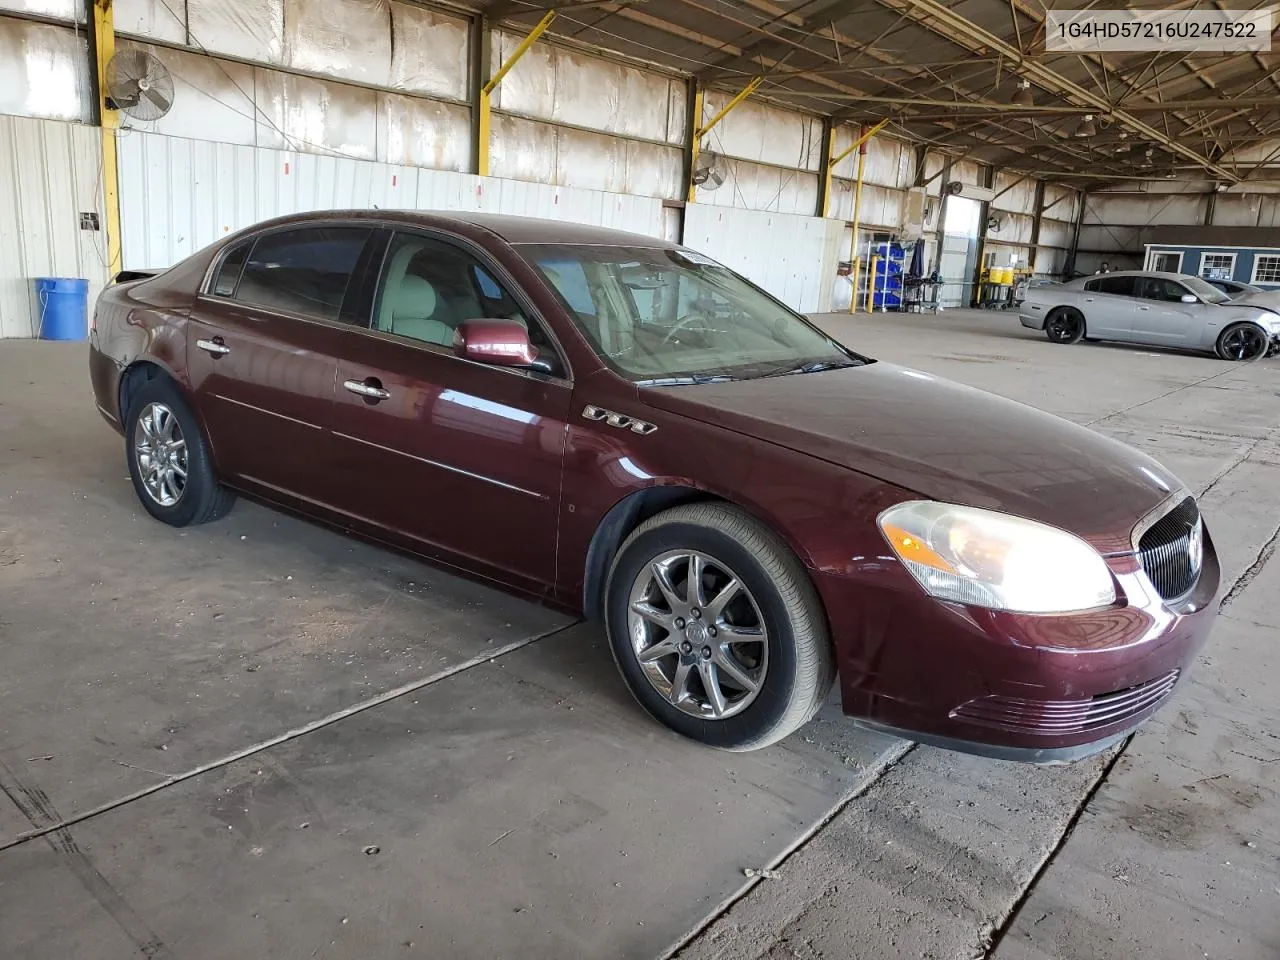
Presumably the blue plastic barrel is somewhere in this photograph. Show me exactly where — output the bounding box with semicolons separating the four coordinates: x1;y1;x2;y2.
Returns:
34;277;89;341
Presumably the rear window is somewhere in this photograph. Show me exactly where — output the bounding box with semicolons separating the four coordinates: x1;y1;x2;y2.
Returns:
1093;275;1137;297
211;241;250;297
232;227;372;321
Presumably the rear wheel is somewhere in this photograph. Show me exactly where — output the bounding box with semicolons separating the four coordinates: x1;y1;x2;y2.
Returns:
1215;322;1268;362
604;503;834;751
125;377;235;526
1045;308;1085;344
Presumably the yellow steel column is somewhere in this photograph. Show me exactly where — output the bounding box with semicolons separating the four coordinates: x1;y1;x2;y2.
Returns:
477;10;556;178
843;120;888;313
94;0;122;278
688;76;762;204
825;118;886;219
687;87;706;204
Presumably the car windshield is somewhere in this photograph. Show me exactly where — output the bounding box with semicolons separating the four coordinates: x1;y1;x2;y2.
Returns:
1180;275;1231;303
519;243;861;383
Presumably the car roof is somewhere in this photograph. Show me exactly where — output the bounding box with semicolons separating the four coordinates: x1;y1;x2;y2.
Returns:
249;208;676;249
1083;270;1192;281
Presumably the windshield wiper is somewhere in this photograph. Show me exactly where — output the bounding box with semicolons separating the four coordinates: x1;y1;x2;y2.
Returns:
758;359;860;378
635;373;738;386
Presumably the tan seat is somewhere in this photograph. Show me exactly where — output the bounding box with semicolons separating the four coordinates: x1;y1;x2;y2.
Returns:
388;276;452;346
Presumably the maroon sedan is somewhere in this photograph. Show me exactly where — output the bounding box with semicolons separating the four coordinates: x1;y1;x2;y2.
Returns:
89;211;1219;761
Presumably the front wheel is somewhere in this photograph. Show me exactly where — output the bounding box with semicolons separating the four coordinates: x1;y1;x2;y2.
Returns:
604;503;834;751
1215;322;1268;362
1045;308;1085;344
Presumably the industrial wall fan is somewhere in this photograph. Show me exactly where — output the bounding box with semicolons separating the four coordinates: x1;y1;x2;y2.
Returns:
105;49;175;121
691;151;728;191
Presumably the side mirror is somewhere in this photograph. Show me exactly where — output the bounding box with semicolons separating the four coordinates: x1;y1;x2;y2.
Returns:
454;318;537;367
1180;293;1199;304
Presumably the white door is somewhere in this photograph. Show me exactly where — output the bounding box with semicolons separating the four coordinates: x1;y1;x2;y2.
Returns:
1147;250;1183;273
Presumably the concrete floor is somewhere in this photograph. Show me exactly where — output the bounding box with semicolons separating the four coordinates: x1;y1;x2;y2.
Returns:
0;309;1276;959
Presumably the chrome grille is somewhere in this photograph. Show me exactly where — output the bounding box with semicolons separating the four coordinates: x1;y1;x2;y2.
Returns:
1137;497;1203;601
951;670;1180;735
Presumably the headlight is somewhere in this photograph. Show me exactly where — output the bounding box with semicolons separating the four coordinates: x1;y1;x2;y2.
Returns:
878;501;1115;614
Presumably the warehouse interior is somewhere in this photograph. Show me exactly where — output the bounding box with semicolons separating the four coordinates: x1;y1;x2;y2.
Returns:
1;1;1278;958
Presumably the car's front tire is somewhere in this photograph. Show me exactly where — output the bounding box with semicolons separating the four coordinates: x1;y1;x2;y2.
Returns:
1045;307;1085;344
124;377;235;526
604;503;834;751
1215;322;1269;362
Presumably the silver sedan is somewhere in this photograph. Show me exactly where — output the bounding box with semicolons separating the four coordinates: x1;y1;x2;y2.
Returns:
1019;271;1280;361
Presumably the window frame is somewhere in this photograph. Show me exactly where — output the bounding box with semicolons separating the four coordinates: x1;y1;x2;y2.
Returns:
1249;253;1280;285
1198;251;1237;280
1136;276;1193;304
1145;249;1184;273
358;226;574;383
198;221;379;330
1086;274;1138;298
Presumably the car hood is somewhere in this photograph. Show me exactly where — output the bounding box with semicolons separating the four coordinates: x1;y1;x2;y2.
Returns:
640;362;1182;554
1228;291;1280;315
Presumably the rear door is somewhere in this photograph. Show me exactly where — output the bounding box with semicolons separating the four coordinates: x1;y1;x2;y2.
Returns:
325;229;573;593
187;224;377;501
1131;276;1199;347
1079;275;1138;338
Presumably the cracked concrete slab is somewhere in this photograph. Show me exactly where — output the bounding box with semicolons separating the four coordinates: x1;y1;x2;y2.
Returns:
2;311;1277;960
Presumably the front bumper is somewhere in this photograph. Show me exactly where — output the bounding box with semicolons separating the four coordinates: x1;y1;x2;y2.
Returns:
819;525;1221;762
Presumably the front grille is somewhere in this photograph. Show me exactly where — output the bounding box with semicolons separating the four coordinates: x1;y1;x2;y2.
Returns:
1137;496;1203;601
951;670;1180;735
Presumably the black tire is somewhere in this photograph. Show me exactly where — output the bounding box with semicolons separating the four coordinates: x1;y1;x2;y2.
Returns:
1215;322;1268;362
1045;308;1085;344
604;502;834;751
124;377;235;526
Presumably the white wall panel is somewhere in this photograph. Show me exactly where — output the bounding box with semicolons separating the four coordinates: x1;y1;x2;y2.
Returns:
378;92;470;171
255;67;379;159
1039;218;1073;248
1034;245;1066;274
1210;194;1263;227
117;131;666;270
952;159;983;186
698;160;819;216
490;114;682;199
286;0;390;87
1086;193;1205;225
0;16;90;122
117;42;257;146
189;0;285;64
491;30;685;145
830;127;911;187
389;2;469;101
700;94;821;172
0;0;79;20
683;204;840;313
993;174;1036;215
0;116;107;338
826;179;907;228
990;211;1034;245
114;0;186;44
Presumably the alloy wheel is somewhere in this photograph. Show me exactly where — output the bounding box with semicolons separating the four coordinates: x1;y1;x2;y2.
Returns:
133;402;189;507
1222;325;1265;361
626;550;768;720
1047;313;1080;342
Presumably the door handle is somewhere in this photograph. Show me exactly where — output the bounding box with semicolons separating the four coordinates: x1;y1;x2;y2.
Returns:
1084;297;1094;302
343;378;392;401
196;338;230;356
1139;306;1150;311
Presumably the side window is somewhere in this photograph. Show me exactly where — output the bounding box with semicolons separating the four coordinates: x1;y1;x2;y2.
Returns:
1139;278;1187;303
233;227;371;322
1083;279;1101;292
373;232;557;360
212;240;251;297
1097;275;1137;297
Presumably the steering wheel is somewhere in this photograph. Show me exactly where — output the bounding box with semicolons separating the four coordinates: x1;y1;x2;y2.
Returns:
661;312;715;346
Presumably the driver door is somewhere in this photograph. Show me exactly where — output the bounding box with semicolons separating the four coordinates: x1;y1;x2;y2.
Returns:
1132;277;1199;347
324;230;573;594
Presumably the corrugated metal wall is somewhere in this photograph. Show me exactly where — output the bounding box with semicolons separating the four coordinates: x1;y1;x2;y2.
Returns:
0;115;107;338
117;131;665;270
